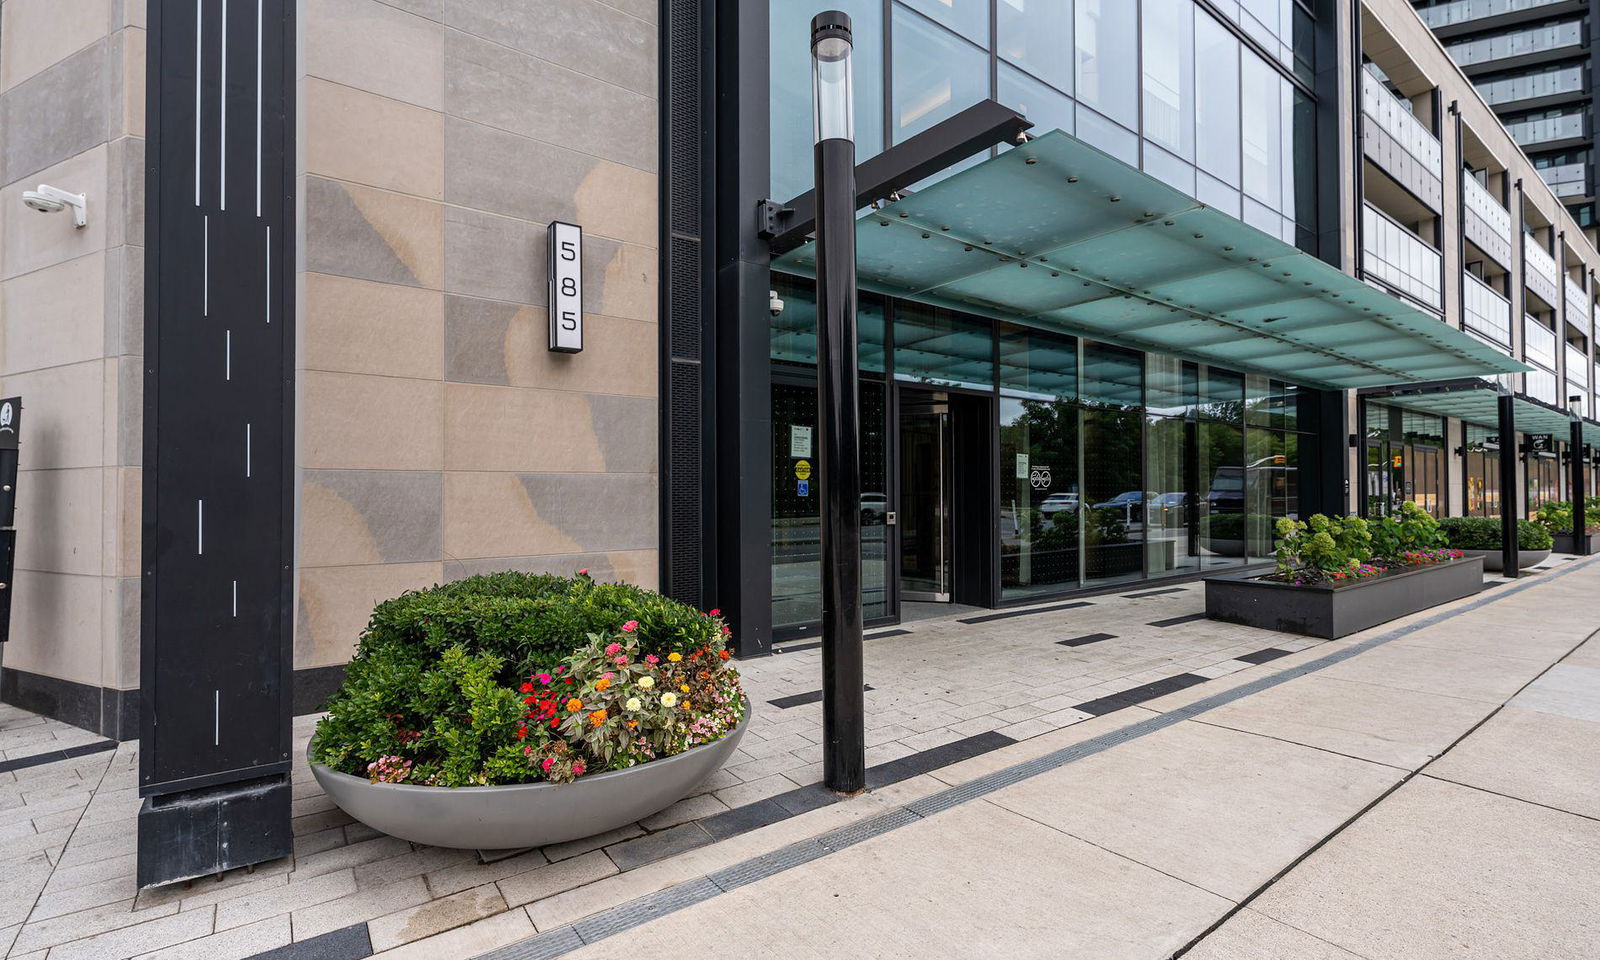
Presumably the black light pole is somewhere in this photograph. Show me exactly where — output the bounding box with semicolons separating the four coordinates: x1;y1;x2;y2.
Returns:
1497;391;1519;577
811;10;866;794
1570;416;1587;555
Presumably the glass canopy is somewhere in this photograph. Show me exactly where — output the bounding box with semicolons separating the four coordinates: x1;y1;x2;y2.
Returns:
773;130;1528;390
1380;387;1577;436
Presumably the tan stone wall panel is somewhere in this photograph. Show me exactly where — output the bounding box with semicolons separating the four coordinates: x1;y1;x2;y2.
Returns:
1;145;109;282
300;469;443;566
302;371;444;471
303;273;444;379
305;78;444;201
1;253;107;375
295;562;445;667
442;471;584;562
3;570;106;680
14;466;105;577
0;0;116;93
305;0;444;111
443;382;606;473
443;296;656;395
444;0;657;98
304;177;443;289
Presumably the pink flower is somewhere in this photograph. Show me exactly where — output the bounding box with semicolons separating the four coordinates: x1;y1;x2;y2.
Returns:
578;568;589;576
645;654;660;665
605;642;622;656
621;620;639;633
524;746;533;756
541;757;555;772
614;656;628;665
537;673;552;685
572;761;586;776
708;608;721;616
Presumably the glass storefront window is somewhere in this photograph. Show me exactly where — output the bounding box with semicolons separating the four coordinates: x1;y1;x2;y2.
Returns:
1075;0;1139;131
893;302;994;391
1081;343;1145;585
997;0;1073;94
892;6;990;144
1464;425;1501;518
769;0;884;203
999;328;1080;600
769;273;886;372
1241;51;1283;207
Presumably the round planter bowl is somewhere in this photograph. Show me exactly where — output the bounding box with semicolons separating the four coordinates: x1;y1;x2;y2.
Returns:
310;708;751;850
1458;548;1550;572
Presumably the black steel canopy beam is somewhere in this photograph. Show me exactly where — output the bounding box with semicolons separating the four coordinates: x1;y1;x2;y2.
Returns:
761;98;1032;255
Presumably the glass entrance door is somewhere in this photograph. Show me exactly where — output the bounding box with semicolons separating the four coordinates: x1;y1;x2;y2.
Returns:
900;392;952;602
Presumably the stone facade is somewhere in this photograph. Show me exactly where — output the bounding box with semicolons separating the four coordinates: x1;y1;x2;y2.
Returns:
0;0;661;726
0;0;146;734
294;0;661;671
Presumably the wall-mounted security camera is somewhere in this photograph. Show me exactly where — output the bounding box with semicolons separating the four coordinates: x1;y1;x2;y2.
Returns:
769;289;785;317
21;185;87;228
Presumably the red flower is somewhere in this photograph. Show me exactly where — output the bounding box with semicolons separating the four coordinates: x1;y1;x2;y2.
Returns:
520;682;534;693
719;650;731;660
708;608;721;617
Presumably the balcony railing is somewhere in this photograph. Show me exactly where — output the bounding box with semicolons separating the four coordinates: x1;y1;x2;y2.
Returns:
1567;344;1590;386
1463;174;1513;266
1418;0;1571;29
1565;277;1591;331
1524;235;1561;306
1362;204;1442;310
1505;111;1587;147
1525;315;1558;369
1526;368;1559;405
1361;68;1443;208
1464;272;1513;346
1444;20;1583;67
1479;66;1586;107
1538;162;1589;199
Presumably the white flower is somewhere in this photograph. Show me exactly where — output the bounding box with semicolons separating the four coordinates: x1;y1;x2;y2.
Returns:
625;697;642;712
661;692;679;708
638;676;655;690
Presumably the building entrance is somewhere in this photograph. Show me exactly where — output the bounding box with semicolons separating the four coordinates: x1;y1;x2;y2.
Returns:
899;392;952;602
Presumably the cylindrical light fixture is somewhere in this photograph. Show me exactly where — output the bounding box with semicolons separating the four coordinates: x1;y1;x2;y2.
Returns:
811;10;866;795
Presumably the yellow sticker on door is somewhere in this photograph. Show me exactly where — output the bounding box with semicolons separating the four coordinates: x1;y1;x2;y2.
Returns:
794;459;812;480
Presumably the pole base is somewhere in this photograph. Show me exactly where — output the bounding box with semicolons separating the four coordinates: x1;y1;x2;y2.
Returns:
137;774;291;889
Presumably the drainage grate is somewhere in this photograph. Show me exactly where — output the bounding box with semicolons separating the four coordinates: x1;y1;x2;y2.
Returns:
708;840;828;891
571;878;722;943
478;926;583;960
816;809;923;852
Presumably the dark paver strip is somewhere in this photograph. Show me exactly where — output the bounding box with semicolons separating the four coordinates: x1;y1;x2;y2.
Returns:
0;739;117;776
1058;632;1117;648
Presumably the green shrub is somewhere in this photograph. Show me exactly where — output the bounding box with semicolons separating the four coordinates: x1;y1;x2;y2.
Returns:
1197;513;1245;540
1273;513;1375;583
1534;500;1600;535
311;571;737;787
1369;501;1448;561
1437;516;1553;551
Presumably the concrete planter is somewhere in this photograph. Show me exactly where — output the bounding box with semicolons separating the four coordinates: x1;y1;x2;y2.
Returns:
1204;556;1484;640
1458;548;1550;572
309;707;751;850
1552;532;1595;555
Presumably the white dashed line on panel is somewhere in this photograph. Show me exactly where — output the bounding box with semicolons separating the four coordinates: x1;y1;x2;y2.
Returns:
265;226;271;323
246;423;252;477
204;215;210;316
214;690;220;746
197;499;204;555
232;580;238;617
225;329;232;381
256;0;263;217
195;0;202;205
219;0;227;210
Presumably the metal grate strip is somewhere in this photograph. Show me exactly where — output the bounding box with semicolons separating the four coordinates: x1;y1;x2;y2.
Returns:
571;877;722;944
476;925;584;960
708;839;828;891
815;808;922;852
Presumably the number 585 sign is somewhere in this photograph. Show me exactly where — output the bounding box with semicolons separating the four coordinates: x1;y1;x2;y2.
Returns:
547;222;583;353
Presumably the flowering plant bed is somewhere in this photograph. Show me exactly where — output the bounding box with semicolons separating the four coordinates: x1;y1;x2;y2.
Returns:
1204;504;1483;638
308;571;750;849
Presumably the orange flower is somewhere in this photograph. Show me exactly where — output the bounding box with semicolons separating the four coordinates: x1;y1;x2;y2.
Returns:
595;678;612;691
589;709;608;726
719;650;731;660
566;698;582;712
626;720;638;729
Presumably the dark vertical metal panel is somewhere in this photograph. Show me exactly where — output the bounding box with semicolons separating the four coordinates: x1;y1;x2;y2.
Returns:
710;0;774;656
1498;392;1520;575
141;0;294;796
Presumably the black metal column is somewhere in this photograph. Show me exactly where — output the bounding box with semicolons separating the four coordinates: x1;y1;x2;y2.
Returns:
1498;393;1520;576
139;0;296;888
812;11;864;794
1303;388;1350;518
1572;420;1588;555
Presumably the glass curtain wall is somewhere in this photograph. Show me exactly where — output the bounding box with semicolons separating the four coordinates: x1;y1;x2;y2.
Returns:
1362;402;1445;518
1464;424;1502;518
1082;344;1146;586
1244;377;1305;556
769;275;891;630
768;0;1319;246
999;329;1080;600
1527;447;1561;518
1146;358;1249;574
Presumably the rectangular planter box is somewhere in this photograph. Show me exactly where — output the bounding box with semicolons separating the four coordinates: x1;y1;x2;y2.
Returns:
1203;556;1484;640
1552;532;1595;555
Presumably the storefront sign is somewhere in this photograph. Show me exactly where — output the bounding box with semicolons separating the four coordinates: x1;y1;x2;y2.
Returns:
794;459;812;481
791;425;812;458
1029;465;1051;490
797;479;809;497
0;397;19;451
1526;433;1554;454
547;222;583;353
1015;453;1028;479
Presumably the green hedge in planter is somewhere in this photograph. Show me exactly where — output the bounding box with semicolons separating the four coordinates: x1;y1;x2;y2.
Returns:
310;571;734;787
1437;516;1553;551
1197;513;1245;540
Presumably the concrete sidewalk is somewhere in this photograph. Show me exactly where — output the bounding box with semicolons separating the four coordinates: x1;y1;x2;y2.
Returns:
528;561;1600;960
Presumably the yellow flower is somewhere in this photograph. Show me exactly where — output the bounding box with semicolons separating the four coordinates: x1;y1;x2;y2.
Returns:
638;676;654;690
667;652;682;663
625;697;642;711
660;692;678;708
682;701;692;711
679;684;691;693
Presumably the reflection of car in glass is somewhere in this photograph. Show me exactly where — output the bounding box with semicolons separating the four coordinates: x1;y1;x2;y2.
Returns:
1091;490;1153;522
1148;492;1192;527
860;492;888;524
1039;492;1079;519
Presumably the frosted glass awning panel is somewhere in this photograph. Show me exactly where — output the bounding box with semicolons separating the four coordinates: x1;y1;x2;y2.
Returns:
774;130;1529;390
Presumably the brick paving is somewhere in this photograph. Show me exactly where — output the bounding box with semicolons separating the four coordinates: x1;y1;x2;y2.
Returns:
0;567;1562;959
